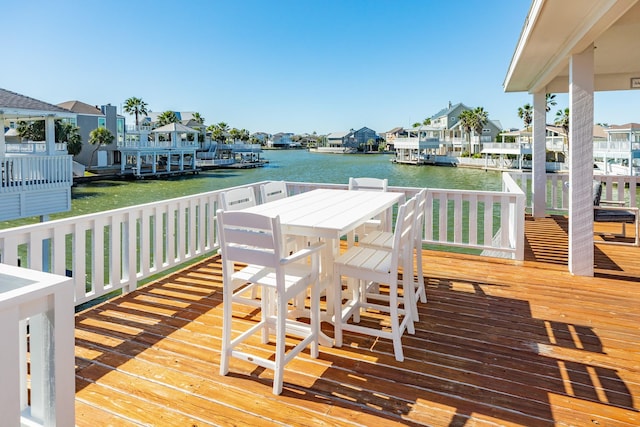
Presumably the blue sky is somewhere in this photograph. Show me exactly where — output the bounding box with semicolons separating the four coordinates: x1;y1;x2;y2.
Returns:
3;1;638;134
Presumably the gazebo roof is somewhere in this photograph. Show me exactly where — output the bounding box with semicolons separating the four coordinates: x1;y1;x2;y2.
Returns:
0;88;75;119
151;122;199;134
504;0;640;93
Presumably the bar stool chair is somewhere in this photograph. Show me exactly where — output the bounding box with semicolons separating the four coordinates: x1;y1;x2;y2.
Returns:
332;197;416;362
359;189;428;319
347;177;389;246
217;209;324;395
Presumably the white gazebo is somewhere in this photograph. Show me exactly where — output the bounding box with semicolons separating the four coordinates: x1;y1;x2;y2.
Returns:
504;0;640;276
0;88;75;221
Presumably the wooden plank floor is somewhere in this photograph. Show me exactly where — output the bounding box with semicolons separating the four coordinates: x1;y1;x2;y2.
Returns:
74;215;640;426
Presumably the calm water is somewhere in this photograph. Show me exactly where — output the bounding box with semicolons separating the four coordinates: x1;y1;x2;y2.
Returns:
2;151;502;228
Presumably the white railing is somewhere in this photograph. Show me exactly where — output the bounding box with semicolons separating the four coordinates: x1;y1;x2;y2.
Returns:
508;172;639;212
5;142;67;153
0;264;74;427
423;173;525;260
0;179;528;306
118;139;199;149
0;155;73;194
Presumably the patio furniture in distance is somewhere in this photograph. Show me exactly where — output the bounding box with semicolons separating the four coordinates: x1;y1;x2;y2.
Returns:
593;180;639;246
332;196;417;362
217;209;324;395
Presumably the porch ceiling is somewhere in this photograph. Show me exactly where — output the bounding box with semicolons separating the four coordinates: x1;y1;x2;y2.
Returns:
504;0;640;93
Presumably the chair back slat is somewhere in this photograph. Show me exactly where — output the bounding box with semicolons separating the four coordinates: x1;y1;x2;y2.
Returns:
220;187;257;210
260;181;288;203
348;177;388;192
390;196;416;272
217;210;284;267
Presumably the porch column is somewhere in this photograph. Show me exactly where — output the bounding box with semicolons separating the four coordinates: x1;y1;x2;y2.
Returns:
532;91;546;217
568;45;595;277
0;114;6;157
45;116;56;155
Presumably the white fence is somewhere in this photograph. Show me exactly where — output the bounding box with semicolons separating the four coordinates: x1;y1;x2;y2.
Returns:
508;172;639;212
0;155;73;194
5;142;68;154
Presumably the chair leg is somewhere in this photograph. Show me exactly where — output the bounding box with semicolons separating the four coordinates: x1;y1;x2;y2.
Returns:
415;243;427;304
310;283;320;359
273;294;287;395
333;271;343;348
388;293;404;362
220;282;232;376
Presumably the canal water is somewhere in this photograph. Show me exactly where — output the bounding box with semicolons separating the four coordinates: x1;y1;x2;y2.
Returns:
2;150;502;229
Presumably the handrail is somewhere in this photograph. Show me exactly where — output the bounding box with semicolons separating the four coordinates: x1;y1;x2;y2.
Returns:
0;179;527;306
509;172;639;212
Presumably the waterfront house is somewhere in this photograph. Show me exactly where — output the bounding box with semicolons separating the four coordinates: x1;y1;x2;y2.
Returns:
392;103;503;164
269;132;294;148
595;123;640;175
119;121;200;177
57;101;125;168
0;88;74;221
384;126;407;150
321;127;379;153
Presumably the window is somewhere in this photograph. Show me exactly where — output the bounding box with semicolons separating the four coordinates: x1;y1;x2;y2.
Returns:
98;117;106;128
117;118;124;134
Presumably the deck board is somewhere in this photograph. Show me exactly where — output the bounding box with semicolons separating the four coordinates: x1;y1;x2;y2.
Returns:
73;215;640;426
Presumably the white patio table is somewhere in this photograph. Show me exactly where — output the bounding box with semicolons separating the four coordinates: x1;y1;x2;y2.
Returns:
240;188;404;344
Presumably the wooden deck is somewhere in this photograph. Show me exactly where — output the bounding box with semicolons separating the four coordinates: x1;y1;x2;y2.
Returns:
74;215;640;426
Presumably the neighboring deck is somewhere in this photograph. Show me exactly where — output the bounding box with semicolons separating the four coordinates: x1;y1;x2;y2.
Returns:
74;216;639;426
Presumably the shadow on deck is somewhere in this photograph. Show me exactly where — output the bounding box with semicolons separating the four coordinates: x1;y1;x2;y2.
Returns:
73;215;640;426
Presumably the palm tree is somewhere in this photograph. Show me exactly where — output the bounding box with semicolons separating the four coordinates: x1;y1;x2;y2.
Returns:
191;112;205;124
555;108;570;144
123;97;148;127
422;118;431;126
156;111;179;127
546;93;557;113
57;121;82;156
88;127;114;167
517;103;533;129
412;122;421;128
472;107;488;137
458;110;476;156
207;122;230;143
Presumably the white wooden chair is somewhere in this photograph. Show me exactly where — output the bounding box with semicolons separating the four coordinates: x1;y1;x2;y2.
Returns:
260;181;288;203
219;186;257;211
332;197;416;362
347;177;389;246
217;209;324;395
358;189;428;319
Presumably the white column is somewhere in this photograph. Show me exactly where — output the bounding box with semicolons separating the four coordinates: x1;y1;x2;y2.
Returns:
45;116;56;155
532;91;547;217
568;45;595;276
0;113;6;157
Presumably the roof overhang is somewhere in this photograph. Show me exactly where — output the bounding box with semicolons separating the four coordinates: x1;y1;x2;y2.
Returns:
504;0;640;94
0;107;76;121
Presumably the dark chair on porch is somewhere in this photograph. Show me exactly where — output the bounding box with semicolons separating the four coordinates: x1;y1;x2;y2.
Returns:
593;180;639;246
